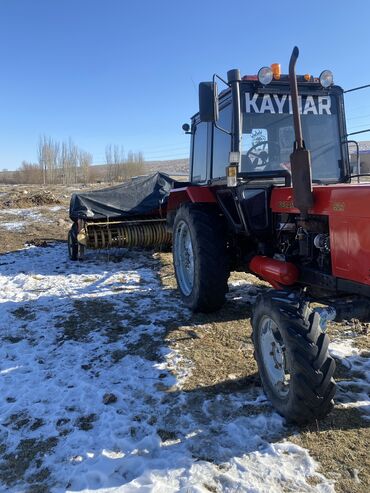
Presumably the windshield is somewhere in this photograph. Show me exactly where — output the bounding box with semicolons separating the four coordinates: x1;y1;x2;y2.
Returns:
241;91;343;182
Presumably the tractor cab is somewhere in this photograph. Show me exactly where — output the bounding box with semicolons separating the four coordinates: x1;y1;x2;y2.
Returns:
189;63;350;187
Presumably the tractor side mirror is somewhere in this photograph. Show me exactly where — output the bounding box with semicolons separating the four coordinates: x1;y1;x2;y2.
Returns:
199;81;219;122
182;123;192;134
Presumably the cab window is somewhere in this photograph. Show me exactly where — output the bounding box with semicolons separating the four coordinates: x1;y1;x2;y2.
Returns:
192;122;208;182
212;104;232;178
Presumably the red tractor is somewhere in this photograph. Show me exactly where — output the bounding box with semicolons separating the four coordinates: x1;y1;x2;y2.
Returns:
166;47;368;423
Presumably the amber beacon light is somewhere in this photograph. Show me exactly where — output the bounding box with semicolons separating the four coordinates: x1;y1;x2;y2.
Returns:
271;63;281;80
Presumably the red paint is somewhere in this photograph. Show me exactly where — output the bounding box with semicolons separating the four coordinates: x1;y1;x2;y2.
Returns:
271;184;370;286
168;182;370;288
249;255;299;287
167;186;217;212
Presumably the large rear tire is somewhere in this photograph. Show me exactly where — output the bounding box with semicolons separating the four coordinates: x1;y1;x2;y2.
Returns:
172;204;230;312
252;291;336;424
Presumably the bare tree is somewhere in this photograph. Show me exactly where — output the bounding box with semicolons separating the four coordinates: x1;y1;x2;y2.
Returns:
89;165;103;183
38;135;59;184
79;151;92;184
105;144;115;182
0;169;16;184
59;141;68;184
37;138;45;184
17;161;43;184
12;137;144;186
105;144;145;182
3;136;95;185
124;150;145;179
58;138;79;185
68;139;79;184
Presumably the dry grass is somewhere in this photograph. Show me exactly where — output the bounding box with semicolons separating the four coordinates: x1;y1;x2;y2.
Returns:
289;408;370;493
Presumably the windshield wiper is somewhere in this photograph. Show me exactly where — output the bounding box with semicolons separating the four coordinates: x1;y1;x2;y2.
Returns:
350;173;370;180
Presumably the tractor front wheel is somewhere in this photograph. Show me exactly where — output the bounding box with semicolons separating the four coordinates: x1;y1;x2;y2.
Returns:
252;291;336;423
172;204;230;312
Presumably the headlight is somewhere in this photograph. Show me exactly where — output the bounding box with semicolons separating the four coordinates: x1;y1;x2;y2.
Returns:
258;67;273;85
319;70;333;88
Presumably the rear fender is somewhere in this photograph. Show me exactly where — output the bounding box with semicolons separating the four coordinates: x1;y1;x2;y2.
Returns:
166;186;218;227
167;186;217;211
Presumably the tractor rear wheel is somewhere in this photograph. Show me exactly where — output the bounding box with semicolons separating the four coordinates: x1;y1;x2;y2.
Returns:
172;204;230;312
252;291;336;423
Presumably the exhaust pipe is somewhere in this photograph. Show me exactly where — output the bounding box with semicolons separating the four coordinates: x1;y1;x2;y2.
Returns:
289;47;314;217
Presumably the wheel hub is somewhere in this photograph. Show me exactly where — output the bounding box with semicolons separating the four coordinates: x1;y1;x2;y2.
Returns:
259;316;290;397
174;220;195;296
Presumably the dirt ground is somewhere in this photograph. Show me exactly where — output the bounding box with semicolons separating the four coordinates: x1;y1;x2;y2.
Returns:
158;256;370;493
0;183;369;492
0;184;75;254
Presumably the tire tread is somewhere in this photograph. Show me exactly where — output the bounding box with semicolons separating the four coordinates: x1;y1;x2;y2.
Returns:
173;204;230;312
252;291;336;424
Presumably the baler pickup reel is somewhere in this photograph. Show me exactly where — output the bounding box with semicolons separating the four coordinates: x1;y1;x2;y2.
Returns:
77;218;171;250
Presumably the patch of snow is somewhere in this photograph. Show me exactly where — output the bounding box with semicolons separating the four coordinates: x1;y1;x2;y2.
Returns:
0;206;63;226
0;221;26;231
0;365;21;375
0;207;42;219
227;280;262;304
330;339;360;359
0;244;336;492
330;339;370;419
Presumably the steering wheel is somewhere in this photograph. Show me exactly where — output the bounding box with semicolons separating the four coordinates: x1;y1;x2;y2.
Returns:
245;141;280;169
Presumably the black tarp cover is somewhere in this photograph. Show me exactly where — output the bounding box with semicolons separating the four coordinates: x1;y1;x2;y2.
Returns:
69;172;181;221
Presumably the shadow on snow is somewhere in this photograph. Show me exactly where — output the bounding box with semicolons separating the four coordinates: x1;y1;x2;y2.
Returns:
0;244;368;492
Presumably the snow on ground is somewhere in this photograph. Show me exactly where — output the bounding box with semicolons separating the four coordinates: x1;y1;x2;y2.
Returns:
0;206;66;231
0;208;42;231
330;341;370;418
0;221;27;231
0;243;366;492
0;208;44;219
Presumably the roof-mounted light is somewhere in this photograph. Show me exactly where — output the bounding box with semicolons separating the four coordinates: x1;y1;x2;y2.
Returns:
271;63;281;80
319;70;334;88
258;66;273;85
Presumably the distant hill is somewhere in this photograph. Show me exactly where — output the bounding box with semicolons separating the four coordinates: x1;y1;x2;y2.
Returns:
142;158;189;176
91;158;189;179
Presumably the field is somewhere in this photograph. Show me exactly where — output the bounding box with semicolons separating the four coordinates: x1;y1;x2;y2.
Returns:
0;184;369;493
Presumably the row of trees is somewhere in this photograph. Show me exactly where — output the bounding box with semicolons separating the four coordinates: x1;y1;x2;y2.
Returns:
0;137;146;185
104;145;144;182
38;136;93;185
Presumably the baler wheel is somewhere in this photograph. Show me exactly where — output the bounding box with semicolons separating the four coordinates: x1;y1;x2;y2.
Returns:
67;224;84;261
252;291;336;423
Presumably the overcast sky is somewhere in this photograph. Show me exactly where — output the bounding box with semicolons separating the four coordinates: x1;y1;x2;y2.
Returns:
0;0;369;169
